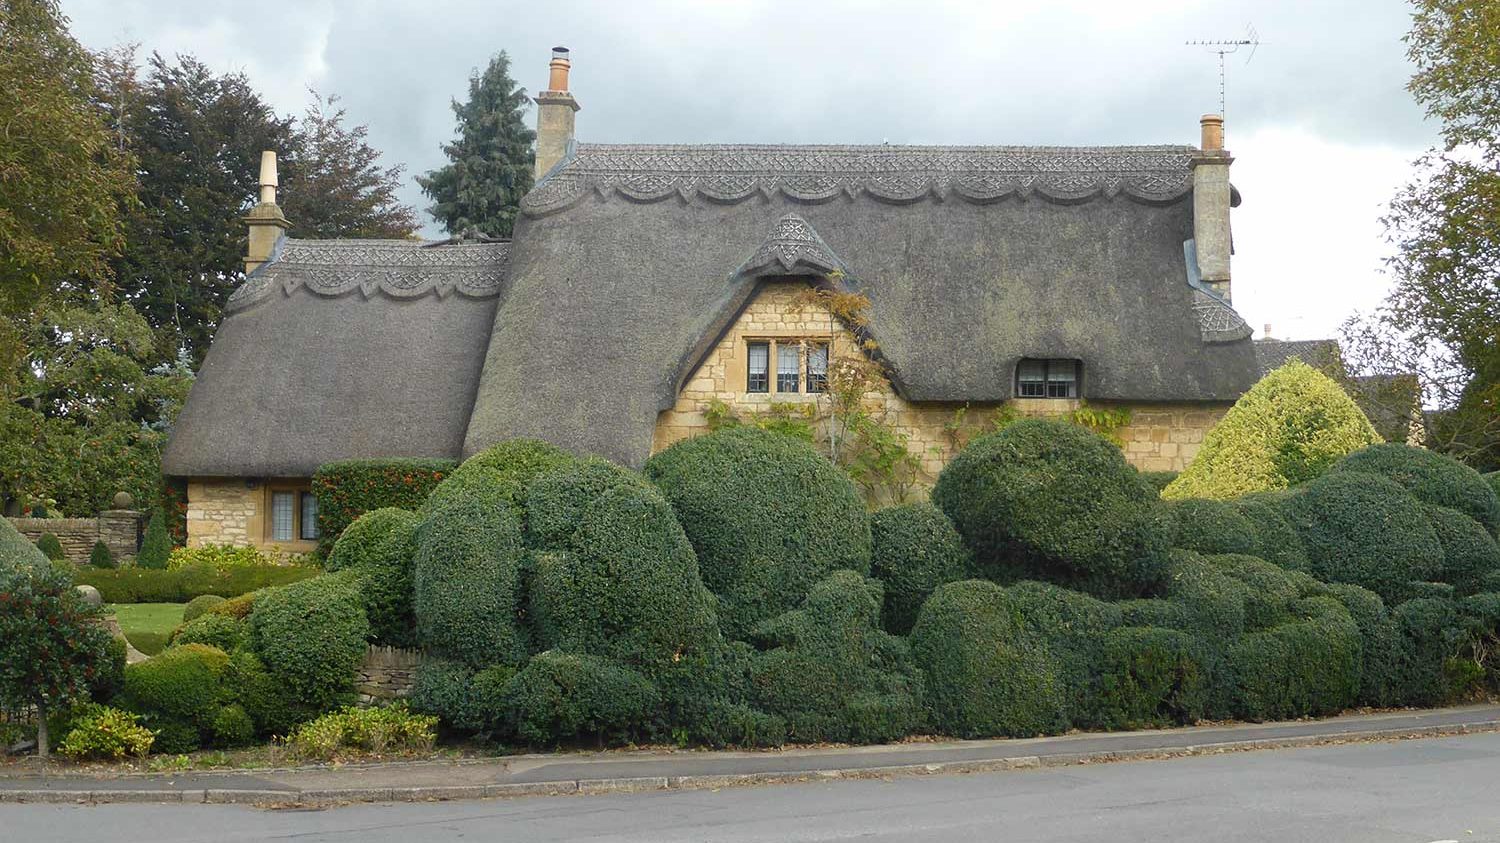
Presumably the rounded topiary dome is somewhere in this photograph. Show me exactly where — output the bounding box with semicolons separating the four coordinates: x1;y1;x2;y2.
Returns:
931;419;1168;590
869;502;972;634
1281;471;1443;602
1162;498;1258;556
1333;444;1500;537
643;426;871;638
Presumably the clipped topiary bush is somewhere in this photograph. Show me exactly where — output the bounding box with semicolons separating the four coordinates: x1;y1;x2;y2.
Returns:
1162;498;1258;556
503;651;661;746
408;659;478;732
327;507;422;648
1326;583;1404;707
424;439;574;517
645;426;871;638
34;532;65;562
1423;506;1500;595
1139;470;1179;496
89;539;114;569
932;419;1169;593
910;579;1064;739
248;572;370;712
1227;596;1361;721
171;612;244;652
121;643;230;742
1393;597;1463;706
210;703;256;747
182;594;226;623
1094;626;1207;729
1231;494;1309;570
136;512;172;570
747;571;924;745
1164;361;1381;500
869;503;972;634
1004;580;1123;728
413;475;528;668
524;457;649;550
310;458;456;553
1282;471;1443;602
223;649;307;737
1333;444;1500;537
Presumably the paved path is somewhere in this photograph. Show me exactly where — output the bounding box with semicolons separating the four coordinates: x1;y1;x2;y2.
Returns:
6;731;1500;842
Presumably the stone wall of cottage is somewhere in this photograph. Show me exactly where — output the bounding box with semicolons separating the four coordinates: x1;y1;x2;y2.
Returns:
652;281;1229;486
356;645;424;705
185;480;257;548
7;510;141;565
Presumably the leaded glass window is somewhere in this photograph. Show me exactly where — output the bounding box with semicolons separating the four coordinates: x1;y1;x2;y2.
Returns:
299;492;319;541
747;341;769;393
1017;359;1080;399
271;491;295;541
776;343;800;393
807;343;829;393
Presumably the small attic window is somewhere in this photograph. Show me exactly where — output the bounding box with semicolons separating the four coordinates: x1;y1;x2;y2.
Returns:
1017;359;1080;399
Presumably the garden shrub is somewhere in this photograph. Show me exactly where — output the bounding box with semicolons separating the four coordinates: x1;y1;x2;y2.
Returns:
210;703;256;747
645;426;872;638
412;477;528;668
747;571;924;744
1094;627;1207;729
89;539;114;569
310;457;456;553
224;649;306;737
503;651;661;746
90;637;127;703
1118;598;1190;629
0;517;49;576
248;572;370;712
287;702;437;760
207;589;264;620
1393;597;1463;706
75;562;318;603
1405;581;1457;602
1162;551;1250;640
1422;506;1500;595
136;512;171;570
1163;360;1381;500
1332;443;1500;536
121;643;230;745
326;507;422;648
1226;597;1361;721
869;503;972;634
693;702;788;749
34;532;64;562
1162;498;1258;556
932;419;1169;593
1004;580;1122;727
1231;494;1309;570
408;658;479;731
910;580;1064;738
1206;554;1301;630
166;543;275;572
58;706;154;760
1327;583;1404;707
1281;471;1443;602
171;612;244;652
1140;470;1178;495
182;594;226;622
1488;471;1500;501
424;439;574;517
524;457;649;550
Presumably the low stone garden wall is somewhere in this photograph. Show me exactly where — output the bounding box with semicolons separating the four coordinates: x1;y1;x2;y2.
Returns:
7;509;141;566
356;645;424;706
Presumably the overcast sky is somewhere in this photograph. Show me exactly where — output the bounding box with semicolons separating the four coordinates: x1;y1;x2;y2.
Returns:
62;0;1435;342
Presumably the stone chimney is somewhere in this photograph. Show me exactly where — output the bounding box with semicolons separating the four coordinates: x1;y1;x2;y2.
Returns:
244;150;290;274
1191;114;1233;301
534;47;580;180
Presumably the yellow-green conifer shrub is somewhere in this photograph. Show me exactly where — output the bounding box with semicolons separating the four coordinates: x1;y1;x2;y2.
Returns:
1163;361;1381;501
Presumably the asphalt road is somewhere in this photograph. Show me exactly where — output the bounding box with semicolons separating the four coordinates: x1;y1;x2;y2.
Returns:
7;733;1500;842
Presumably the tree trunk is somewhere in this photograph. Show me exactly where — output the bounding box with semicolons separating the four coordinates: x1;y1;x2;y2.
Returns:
35;702;49;759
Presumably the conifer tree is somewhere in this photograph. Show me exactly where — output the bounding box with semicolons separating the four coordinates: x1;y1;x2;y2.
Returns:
417;52;536;238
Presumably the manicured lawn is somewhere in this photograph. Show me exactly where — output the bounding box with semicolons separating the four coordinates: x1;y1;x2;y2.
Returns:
108;602;185;656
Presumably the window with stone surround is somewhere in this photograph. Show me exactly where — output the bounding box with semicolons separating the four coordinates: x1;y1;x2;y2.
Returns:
746;338;833;395
265;483;317;545
299;492;319;541
748;341;770;393
270;492;295;541
1017;359;1080;399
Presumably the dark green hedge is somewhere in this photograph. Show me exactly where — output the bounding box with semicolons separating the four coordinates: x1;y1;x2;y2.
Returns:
1333;444;1500;537
747;571;924;744
1281;471;1443;603
182;594;226;622
644;426;872;639
0;517;48;575
136;512;171;570
910;579;1064;738
1226;597;1361;721
75;563;319;603
869;503;972;634
171;612;244;652
1232;495;1310;570
248;572;369;712
503;651;661;746
524;457;649;550
311;458;456;553
121;643;230;751
424;439;574;517
1005;580;1122;727
327;507;422;648
1423;505;1500;596
932;419;1169;593
34;532;64;562
1327;582;1403;707
1094;626;1206;729
1393;597;1463;706
1139;470;1179;495
413;476;528;668
1163;498;1258;556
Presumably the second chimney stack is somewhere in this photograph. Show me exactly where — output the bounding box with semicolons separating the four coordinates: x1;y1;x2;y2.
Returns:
534;47;580;181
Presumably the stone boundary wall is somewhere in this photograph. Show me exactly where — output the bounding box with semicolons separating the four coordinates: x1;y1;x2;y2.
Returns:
7;510;140;565
356;645;424;706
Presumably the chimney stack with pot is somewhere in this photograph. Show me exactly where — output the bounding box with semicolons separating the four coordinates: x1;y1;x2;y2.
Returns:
534;47;580;181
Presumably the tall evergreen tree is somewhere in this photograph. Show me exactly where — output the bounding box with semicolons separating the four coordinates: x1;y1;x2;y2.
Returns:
280;92;419;240
418;52;535;238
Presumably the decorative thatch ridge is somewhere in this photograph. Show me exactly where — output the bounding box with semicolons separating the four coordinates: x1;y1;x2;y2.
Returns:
521;143;1199;216
1193;290;1254;343
226;238;509;313
735;214;849;277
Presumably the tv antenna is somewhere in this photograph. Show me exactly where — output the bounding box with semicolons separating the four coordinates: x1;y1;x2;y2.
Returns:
1186;24;1261;118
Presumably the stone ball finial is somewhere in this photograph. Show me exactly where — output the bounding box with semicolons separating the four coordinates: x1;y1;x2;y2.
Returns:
112;491;134;509
76;584;103;608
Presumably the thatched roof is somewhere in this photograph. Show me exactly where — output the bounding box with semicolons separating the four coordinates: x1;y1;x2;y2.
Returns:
463;143;1260;467
161;238;507;477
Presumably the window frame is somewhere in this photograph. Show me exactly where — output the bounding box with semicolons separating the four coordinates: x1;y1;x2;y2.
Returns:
298;491;320;541
270;491;296;542
747;341;770;394
775;342;801;393
1016;358;1081;400
806;342;829;394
